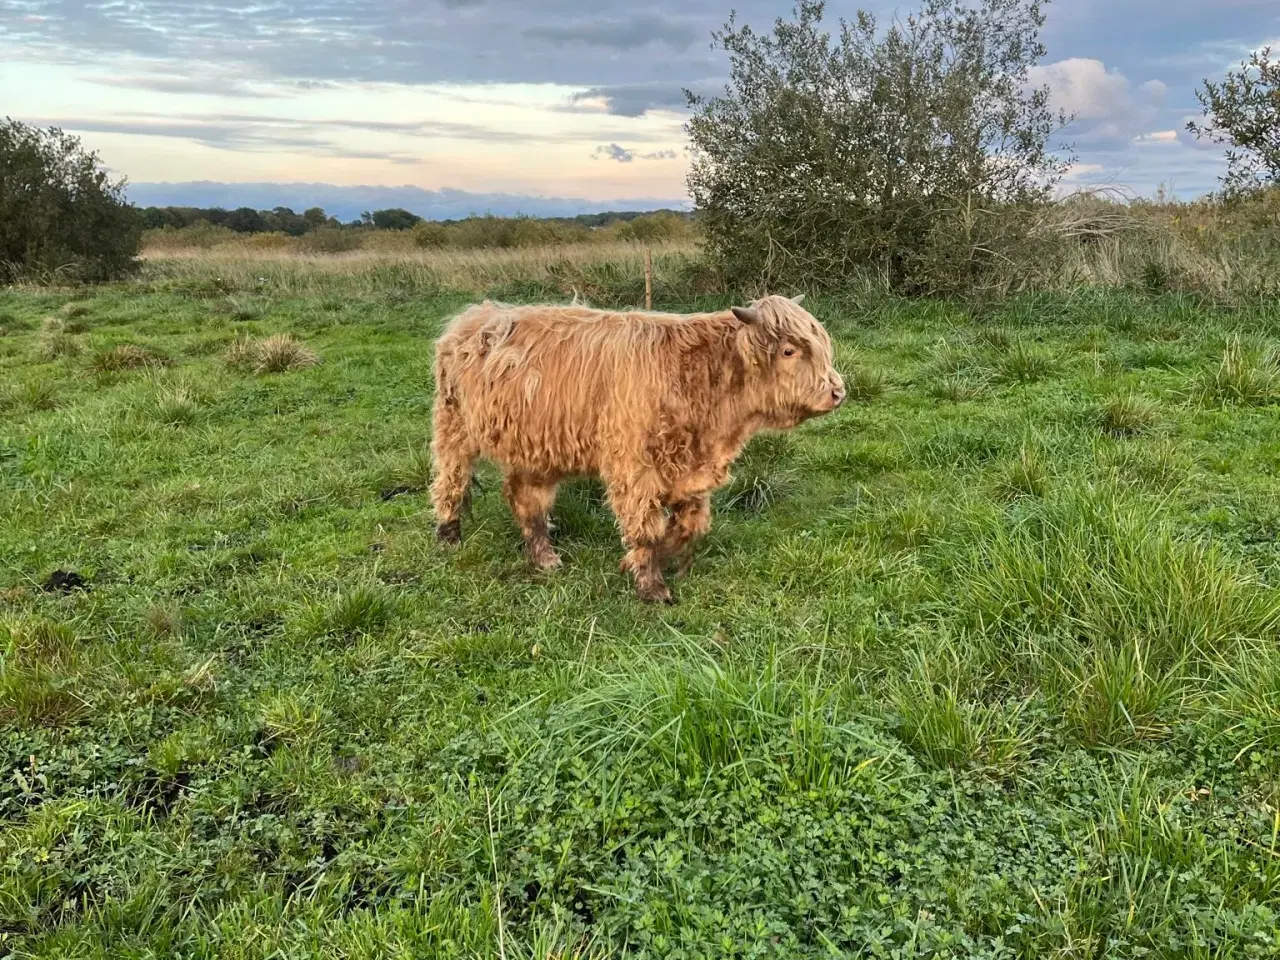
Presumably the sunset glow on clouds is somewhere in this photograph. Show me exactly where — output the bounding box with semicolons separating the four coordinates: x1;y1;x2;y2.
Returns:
2;0;1276;212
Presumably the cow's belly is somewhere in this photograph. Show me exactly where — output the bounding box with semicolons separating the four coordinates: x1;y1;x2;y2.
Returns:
466;404;602;478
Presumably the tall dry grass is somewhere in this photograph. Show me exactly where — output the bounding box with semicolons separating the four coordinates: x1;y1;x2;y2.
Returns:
140;240;713;303
137;190;1280;303
1030;189;1280;300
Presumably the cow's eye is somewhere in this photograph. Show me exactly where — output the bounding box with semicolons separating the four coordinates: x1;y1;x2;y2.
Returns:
782;346;797;358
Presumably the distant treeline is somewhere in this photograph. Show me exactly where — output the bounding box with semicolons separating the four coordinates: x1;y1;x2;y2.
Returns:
141;206;697;252
138;205;693;235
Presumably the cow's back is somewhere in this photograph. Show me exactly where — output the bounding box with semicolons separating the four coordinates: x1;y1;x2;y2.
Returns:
435;302;664;476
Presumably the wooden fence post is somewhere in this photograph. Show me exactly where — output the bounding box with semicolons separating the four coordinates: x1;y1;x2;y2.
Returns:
644;247;653;311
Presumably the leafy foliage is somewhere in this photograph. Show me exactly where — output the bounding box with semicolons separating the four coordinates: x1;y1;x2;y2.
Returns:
685;0;1069;294
368;208;422;231
140;204;343;233
0;118;141;283
1188;46;1280;195
411;212;693;250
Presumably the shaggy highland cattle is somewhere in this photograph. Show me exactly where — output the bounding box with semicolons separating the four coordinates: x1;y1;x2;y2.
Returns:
430;294;845;603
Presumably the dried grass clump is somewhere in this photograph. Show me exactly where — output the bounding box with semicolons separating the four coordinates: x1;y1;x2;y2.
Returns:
37;317;84;359
90;344;170;372
225;333;319;374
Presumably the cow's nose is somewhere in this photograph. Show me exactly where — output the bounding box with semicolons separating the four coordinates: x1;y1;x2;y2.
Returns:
832;387;846;408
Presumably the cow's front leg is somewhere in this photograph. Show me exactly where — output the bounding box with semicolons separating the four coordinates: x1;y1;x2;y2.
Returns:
608;479;672;604
502;471;561;569
660;495;712;578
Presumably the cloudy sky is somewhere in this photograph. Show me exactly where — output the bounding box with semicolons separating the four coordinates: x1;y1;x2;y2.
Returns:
2;0;1277;210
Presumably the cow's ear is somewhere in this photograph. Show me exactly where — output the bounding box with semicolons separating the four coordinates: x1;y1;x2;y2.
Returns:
790;293;805;305
731;306;760;325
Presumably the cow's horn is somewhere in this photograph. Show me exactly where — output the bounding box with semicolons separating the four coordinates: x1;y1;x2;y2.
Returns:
790;293;805;305
731;306;761;325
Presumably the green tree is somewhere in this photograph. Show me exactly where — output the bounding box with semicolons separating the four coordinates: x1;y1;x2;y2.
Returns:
684;0;1068;293
1188;46;1280;196
139;206;182;230
267;206;310;236
0;117;141;283
225;207;267;233
371;208;422;231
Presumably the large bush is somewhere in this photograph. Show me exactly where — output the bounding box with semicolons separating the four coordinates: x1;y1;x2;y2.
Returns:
1188;46;1280;197
685;0;1068;294
605;211;694;243
413;215;592;249
0;118;141;283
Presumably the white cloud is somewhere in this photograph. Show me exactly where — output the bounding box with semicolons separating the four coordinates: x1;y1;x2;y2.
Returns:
1029;58;1167;147
1063;162;1106;179
592;143;678;162
1030;58;1131;121
1026;55;1232;199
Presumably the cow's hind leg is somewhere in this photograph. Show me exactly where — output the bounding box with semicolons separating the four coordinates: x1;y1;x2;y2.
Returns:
661;495;712;578
608;478;673;604
503;471;561;569
430;401;475;545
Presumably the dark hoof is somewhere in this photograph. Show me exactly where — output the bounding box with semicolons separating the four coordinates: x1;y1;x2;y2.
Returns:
436;520;461;545
637;584;675;605
527;548;562;571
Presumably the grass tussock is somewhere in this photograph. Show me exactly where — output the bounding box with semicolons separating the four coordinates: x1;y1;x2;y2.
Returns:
298;584;398;641
1065;639;1186;746
89;343;170;373
152;380;202;425
225;332;319;373
1094;439;1187;491
59;302;92;319
927;338;973;375
993;444;1049;499
1097;394;1159;437
996;340;1057;384
1195;335;1279;406
0;378;59;412
36;317;84;359
386;446;434;494
927;373;987;402
843;366;887;402
890;678;1040;771
718;466;798;513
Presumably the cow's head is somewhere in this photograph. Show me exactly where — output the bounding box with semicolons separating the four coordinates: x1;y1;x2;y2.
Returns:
731;294;845;427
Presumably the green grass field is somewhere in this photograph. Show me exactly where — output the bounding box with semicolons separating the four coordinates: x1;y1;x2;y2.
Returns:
4;271;1280;958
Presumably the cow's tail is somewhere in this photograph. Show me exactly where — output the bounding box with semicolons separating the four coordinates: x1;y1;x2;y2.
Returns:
430;344;477;534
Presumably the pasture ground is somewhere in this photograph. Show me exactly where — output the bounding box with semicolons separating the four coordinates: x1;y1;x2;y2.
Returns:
3;263;1280;958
